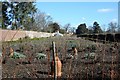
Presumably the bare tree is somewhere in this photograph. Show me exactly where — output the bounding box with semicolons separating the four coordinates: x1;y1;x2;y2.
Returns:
64;23;71;33
33;11;53;32
69;27;76;34
107;22;117;33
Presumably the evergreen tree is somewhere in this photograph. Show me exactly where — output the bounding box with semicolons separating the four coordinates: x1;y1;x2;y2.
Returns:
76;23;88;34
93;21;102;33
48;22;60;33
2;2;37;30
2;2;11;29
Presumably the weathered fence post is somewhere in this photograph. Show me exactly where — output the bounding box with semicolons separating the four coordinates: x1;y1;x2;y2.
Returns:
52;41;57;80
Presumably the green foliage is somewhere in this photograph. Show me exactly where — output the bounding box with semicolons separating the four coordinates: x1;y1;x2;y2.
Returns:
59;29;66;34
93;21;103;33
10;52;26;59
84;52;96;59
2;2;37;30
36;53;46;60
48;22;60;33
2;2;11;28
86;44;97;52
76;23;88;34
67;40;77;48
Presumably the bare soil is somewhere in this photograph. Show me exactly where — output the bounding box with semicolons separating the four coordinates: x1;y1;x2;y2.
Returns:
1;37;120;79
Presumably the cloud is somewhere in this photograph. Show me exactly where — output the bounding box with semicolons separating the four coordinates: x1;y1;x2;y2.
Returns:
97;8;113;13
111;18;117;23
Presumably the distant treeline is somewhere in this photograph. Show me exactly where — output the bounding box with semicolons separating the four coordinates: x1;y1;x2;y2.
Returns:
77;33;120;42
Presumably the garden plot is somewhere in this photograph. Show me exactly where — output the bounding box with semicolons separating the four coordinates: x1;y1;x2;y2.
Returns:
2;37;120;79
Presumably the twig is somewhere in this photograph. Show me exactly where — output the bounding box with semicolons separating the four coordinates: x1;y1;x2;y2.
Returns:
68;58;72;78
11;29;19;41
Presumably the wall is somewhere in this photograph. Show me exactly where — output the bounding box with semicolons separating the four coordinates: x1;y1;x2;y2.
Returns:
0;29;53;41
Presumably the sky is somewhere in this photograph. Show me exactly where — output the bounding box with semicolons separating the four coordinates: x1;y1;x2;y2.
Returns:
36;2;118;30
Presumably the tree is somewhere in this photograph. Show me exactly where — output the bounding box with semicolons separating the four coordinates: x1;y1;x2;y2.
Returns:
12;2;37;30
93;21;102;33
70;27;76;34
0;2;2;28
2;2;11;29
48;22;60;33
2;2;37;30
107;22;117;33
64;23;71;33
88;26;93;34
59;28;66;34
76;23;88;34
33;11;53;32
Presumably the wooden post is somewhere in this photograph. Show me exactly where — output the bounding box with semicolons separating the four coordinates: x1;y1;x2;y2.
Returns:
47;49;50;76
52;41;57;80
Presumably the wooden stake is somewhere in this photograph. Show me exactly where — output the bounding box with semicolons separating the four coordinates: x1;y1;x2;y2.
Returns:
47;49;50;76
52;41;57;80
